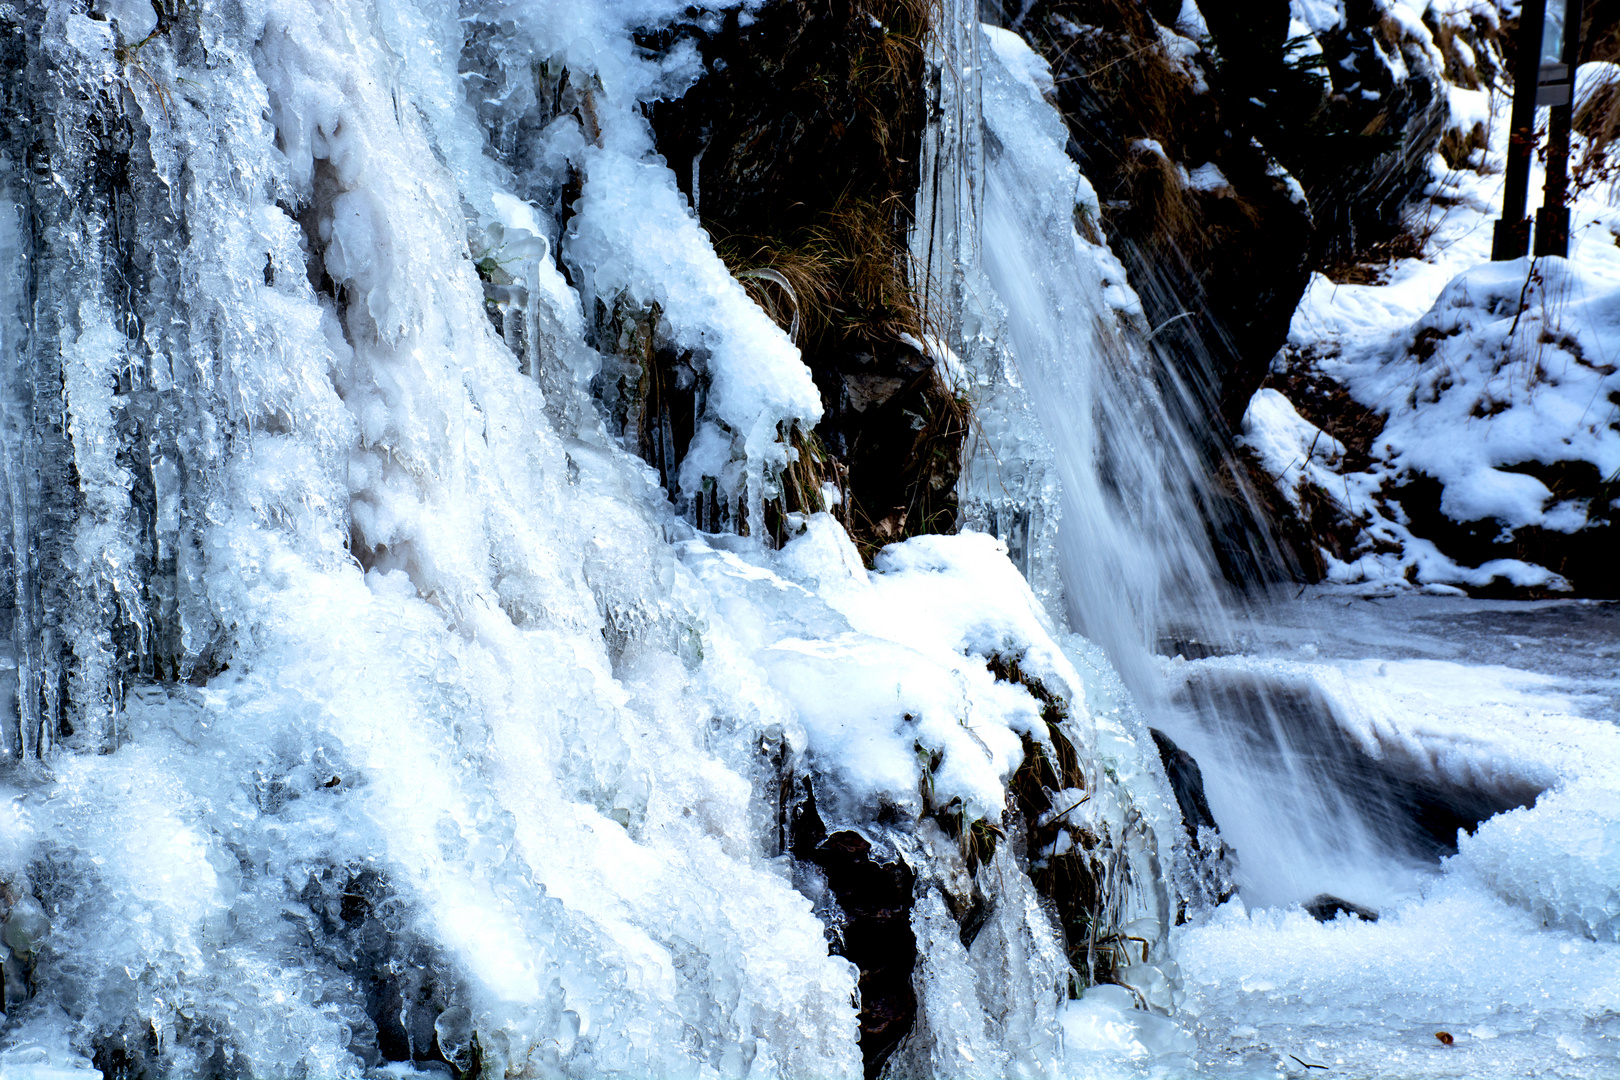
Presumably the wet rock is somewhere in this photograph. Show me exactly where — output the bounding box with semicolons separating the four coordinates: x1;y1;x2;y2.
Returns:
1149;727;1239;909
92;1021;161;1080
789;782;917;1080
295;865;471;1074
1287;2;1458;261
1150;727;1219;840
1303;893;1378;923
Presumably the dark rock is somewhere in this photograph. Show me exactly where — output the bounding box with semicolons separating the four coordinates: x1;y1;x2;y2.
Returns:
642;0;966;555
92;1022;161;1080
789;781;917;1080
1149;727;1219;840
1148;727;1240;911
1292;1;1462;263
294;865;472;1074
1390;470;1619;600
1303;893;1379;923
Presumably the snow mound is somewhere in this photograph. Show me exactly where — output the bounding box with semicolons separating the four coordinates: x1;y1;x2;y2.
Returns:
1372;259;1620;533
684;517;1083;826
1257;256;1620;593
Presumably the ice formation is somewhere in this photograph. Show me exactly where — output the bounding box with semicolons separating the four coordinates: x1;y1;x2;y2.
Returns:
0;0;1193;1074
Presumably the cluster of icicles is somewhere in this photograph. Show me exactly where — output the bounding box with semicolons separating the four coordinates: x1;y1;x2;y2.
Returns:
0;0;1214;1076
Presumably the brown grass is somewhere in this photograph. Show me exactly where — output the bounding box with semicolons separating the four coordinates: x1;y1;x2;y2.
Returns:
715;195;923;350
765;423;853;544
844;371;970;559
1316;225;1428;285
1573;59;1620;199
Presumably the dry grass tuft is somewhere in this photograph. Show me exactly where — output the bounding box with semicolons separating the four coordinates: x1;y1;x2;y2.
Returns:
765;423;852;543
844;369;970;560
1573;39;1620;199
716;195;922;350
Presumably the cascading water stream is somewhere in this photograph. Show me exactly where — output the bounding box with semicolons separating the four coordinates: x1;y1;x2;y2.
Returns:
973;27;1230;691
947;13;1591;937
942;24;1364;912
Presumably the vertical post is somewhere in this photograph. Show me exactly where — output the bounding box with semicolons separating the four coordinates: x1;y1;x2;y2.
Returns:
1493;0;1549;261
1535;0;1584;257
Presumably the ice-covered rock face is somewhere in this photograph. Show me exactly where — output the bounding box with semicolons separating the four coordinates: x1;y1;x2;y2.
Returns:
0;0;860;1071
0;0;1188;1074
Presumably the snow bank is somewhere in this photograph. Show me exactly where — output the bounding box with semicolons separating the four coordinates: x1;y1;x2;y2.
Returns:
1264;255;1620;592
1360;259;1620;532
1263;75;1620;592
1240;388;1351;513
684;516;1080;826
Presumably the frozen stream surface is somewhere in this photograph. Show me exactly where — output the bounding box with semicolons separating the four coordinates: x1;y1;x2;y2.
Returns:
1163;595;1620;1079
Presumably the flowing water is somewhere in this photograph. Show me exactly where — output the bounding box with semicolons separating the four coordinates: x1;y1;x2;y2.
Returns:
956;17;1620;1080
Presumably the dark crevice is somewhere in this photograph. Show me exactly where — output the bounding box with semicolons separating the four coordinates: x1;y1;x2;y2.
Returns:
788;779;916;1080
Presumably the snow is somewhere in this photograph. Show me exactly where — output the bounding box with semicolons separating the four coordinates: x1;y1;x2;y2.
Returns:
1186;162;1232;195
1576;61;1620;111
1257;76;1620;592
565;145;822;448
686;517;1078;828
1358;259;1620;530
1289;0;1343;35
1238;389;1350;513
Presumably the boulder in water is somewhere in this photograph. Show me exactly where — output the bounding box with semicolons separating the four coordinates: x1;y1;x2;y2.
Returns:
1303;894;1378;923
1150;727;1220;839
1149;728;1240;909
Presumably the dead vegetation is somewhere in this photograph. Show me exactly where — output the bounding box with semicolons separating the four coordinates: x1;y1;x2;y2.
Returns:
1573;18;1620;200
1317;227;1430;286
713;194;921;353
981;649;1145;991
638;0;963;557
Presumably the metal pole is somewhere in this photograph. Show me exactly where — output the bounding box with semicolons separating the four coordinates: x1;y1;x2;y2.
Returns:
1535;0;1584;257
1493;0;1549;261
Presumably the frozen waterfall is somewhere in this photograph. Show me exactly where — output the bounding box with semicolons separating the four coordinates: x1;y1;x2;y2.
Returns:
1;0;1617;1076
0;0;1187;1075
